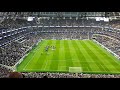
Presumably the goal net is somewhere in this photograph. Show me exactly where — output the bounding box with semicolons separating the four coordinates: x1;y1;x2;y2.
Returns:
69;67;82;73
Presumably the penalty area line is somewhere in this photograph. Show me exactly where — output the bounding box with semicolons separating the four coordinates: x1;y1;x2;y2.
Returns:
23;54;36;70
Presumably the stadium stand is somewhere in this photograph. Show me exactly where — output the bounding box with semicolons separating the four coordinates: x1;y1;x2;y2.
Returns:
21;72;120;78
0;12;120;78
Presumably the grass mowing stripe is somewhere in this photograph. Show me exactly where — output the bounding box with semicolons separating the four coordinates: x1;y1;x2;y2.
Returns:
71;40;83;67
58;40;66;71
17;52;34;71
24;40;50;71
75;40;102;72
45;40;57;70
37;40;53;71
17;40;44;71
17;40;120;74
92;41;120;64
81;40;106;72
90;40;120;72
90;41;118;67
74;40;92;71
82;40;110;72
27;48;43;69
49;40;60;71
64;40;73;71
69;40;81;67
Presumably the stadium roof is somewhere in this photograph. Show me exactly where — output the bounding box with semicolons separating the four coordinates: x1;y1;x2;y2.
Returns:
0;12;120;17
0;12;120;20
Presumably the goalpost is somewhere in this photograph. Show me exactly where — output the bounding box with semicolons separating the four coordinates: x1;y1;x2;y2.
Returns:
69;67;82;77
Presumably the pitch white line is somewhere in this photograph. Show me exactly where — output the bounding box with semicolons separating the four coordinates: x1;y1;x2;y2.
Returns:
99;63;107;72
48;59;96;62
23;54;36;70
44;60;49;70
58;66;67;67
23;68;120;73
23;66;120;73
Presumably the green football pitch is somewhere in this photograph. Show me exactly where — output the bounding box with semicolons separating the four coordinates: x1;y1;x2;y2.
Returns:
16;40;120;74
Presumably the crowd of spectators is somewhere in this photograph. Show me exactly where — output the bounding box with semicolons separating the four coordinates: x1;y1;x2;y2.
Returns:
109;19;120;29
0;65;12;78
38;18;109;27
0;18;36;29
0;33;42;66
0;18;120;78
0;18;120;29
39;27;90;40
1;71;120;78
21;72;120;78
94;35;120;57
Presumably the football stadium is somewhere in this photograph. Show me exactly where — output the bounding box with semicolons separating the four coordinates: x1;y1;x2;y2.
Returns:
0;12;120;78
